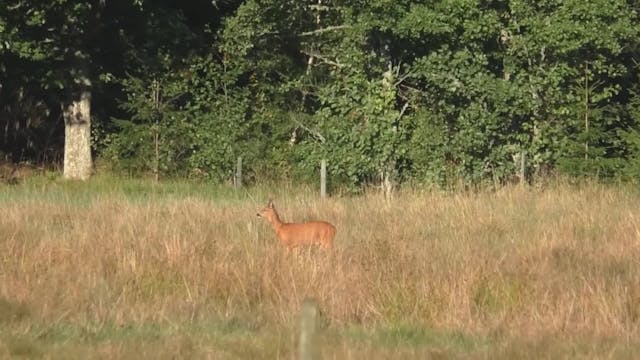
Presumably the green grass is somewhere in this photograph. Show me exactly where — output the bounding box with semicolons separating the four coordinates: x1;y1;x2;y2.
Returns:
6;319;637;359
1;302;639;359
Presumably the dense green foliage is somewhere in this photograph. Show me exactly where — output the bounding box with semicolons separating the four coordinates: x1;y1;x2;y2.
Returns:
2;0;640;188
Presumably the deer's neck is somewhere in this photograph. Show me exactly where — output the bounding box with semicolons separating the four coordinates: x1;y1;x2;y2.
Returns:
268;212;284;231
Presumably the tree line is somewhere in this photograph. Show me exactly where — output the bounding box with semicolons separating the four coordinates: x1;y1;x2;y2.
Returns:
2;0;640;189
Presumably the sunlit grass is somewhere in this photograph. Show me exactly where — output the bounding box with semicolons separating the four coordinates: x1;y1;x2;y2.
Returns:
1;175;640;358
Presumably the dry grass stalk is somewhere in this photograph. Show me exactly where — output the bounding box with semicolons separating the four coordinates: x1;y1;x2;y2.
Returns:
1;181;639;357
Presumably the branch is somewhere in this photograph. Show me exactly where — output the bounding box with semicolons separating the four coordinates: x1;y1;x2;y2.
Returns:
394;71;415;87
399;83;427;96
257;25;350;40
299;25;351;36
297;121;326;144
290;114;326;144
397;101;410;122
300;50;344;68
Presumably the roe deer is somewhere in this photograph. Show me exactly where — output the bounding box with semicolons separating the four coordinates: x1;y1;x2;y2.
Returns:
256;199;336;251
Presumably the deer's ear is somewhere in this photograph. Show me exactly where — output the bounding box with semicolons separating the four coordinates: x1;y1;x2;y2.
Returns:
267;198;274;208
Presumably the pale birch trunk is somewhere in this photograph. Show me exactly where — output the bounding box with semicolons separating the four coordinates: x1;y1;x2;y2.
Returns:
63;89;92;180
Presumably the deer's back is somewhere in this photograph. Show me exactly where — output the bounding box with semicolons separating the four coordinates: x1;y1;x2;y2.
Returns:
277;221;336;247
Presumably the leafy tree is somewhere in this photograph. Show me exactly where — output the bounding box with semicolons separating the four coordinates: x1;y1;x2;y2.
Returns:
0;0;114;178
0;0;151;178
3;0;640;190
503;0;639;178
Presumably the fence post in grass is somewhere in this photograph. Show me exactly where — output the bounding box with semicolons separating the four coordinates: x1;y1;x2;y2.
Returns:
320;159;327;199
519;150;526;186
235;156;243;189
299;298;320;360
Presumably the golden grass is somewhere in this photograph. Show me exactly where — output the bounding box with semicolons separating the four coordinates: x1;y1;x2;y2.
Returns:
1;179;640;358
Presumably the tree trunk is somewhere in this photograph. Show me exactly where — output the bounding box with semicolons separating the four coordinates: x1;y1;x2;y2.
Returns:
63;90;92;180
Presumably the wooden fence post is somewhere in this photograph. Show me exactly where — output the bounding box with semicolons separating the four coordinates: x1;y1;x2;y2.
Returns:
520;150;526;186
320;159;327;199
235;156;242;188
299;298;320;360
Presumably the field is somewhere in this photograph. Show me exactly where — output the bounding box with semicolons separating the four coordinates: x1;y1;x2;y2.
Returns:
1;176;640;359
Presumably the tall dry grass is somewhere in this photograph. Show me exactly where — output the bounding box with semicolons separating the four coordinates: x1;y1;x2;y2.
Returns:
1;180;639;358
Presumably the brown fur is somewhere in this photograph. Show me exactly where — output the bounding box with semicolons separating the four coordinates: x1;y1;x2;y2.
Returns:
256;199;336;251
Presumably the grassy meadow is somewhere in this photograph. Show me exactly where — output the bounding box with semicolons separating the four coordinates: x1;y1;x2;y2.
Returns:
1;176;640;359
